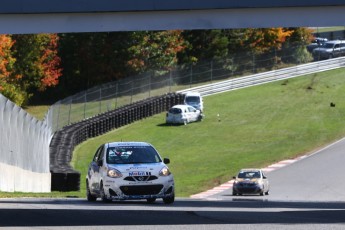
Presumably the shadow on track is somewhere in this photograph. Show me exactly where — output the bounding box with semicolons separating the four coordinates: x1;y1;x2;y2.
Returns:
0;199;345;226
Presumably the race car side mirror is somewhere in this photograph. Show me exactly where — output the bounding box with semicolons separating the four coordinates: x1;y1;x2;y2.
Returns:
164;158;170;164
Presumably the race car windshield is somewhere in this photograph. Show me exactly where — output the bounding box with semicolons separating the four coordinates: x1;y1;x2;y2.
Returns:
106;146;162;164
237;171;261;179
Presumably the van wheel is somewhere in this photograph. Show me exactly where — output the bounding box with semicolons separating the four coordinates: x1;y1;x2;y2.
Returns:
329;54;333;59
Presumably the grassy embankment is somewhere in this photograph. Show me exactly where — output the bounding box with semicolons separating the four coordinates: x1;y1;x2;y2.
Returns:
2;68;345;198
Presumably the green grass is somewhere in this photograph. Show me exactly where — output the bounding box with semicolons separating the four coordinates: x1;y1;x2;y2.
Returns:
3;68;345;198
312;26;345;33
24;105;50;120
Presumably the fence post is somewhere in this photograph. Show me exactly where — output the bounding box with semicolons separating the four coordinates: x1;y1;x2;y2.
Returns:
210;60;213;83
130;81;133;104
83;91;86;119
252;52;256;74
99;88;102;114
169;70;172;93
231;58;234;77
115;83;118;110
149;72;152;98
67;99;72;126
190;64;193;88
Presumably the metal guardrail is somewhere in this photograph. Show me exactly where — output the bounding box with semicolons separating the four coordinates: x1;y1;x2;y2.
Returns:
177;57;345;96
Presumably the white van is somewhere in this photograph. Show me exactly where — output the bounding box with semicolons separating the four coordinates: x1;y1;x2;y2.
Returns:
184;92;204;112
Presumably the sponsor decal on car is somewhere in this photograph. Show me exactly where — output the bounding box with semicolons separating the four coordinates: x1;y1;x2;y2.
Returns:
129;171;151;176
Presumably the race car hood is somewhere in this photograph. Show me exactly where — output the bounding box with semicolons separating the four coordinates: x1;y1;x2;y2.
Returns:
235;178;260;183
108;162;167;176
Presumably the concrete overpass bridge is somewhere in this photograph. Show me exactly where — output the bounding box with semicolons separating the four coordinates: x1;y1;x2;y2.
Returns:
0;0;345;34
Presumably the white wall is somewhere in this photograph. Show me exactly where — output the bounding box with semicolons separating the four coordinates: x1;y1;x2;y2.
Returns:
0;94;52;192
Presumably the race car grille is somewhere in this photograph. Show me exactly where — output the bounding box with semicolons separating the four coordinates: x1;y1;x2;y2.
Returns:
120;185;163;195
239;188;257;193
124;176;158;182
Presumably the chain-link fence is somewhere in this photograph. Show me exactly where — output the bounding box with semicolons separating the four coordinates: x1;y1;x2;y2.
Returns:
45;43;315;132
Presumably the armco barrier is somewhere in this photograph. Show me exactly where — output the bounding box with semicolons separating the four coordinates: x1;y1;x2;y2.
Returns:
49;93;183;191
177;57;345;96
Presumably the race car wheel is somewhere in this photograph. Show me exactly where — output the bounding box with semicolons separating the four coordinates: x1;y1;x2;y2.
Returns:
100;182;112;203
86;180;97;202
163;193;175;204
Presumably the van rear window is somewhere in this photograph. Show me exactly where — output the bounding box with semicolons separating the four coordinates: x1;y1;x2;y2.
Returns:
185;96;200;103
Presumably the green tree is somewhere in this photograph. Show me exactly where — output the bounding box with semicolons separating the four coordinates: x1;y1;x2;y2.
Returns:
178;30;230;64
11;34;62;104
56;31;186;96
282;27;314;63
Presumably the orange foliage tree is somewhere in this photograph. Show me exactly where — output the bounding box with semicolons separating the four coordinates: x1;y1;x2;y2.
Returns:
38;34;62;91
10;34;62;104
0;35;25;105
242;28;294;54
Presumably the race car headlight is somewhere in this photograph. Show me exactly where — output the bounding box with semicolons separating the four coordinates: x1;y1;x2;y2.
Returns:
107;168;122;178
159;167;171;176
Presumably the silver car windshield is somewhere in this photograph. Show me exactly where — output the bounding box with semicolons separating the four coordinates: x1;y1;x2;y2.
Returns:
106;146;162;164
324;43;335;49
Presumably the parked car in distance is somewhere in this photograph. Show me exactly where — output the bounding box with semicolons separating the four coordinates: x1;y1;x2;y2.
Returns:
184;91;204;112
232;168;269;196
86;141;175;204
306;37;328;52
166;104;203;125
312;39;345;60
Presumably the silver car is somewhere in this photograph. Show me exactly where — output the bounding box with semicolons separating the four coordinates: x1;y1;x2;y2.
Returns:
232;168;269;196
86;142;175;203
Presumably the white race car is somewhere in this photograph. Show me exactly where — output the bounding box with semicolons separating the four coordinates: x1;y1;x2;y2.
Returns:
86;142;175;203
166;104;203;125
232;168;269;196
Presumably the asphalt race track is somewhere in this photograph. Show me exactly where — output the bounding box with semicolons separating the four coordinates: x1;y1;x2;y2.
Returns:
1;138;345;230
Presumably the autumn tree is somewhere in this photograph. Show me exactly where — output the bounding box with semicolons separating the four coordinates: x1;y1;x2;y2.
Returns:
10;34;62;104
241;28;294;54
282;27;314;63
0;35;26;105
